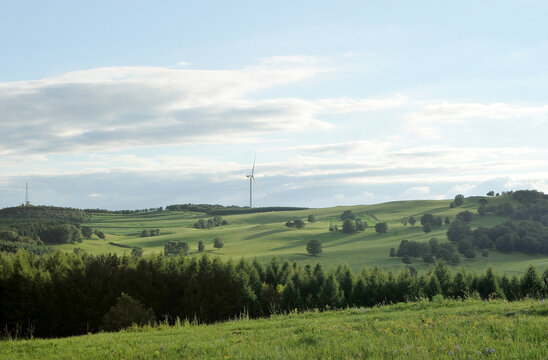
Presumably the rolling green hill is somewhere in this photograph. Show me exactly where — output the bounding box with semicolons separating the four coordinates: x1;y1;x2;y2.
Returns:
50;196;548;274
2;298;546;359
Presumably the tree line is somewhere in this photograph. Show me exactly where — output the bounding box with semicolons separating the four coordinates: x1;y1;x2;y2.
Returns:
391;238;461;265
447;218;548;255
165;204;307;215
1;250;546;339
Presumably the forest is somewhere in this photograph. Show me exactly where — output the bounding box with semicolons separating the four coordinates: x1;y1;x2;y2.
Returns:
0;250;546;338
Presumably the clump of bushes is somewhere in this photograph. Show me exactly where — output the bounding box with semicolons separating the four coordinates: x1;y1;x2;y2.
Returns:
193;216;227;229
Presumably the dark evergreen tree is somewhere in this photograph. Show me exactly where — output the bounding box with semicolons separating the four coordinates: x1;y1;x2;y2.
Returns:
102;293;156;331
319;273;343;308
520;265;544;298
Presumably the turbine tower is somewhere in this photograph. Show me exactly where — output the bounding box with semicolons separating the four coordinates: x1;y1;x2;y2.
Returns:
246;158;256;208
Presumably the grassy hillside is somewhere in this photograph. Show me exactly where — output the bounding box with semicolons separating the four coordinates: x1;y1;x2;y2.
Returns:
51;197;548;274
1;299;546;359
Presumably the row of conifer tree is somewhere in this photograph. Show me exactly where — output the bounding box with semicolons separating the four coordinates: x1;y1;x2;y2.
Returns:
0;250;546;338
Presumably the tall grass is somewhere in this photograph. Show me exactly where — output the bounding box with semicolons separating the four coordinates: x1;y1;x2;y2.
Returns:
1;298;546;359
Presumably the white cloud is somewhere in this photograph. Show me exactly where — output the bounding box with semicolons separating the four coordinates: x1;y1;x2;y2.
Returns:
0;59;408;157
450;183;476;195
407;102;548;122
313;94;409;113
531;180;548;193
278;140;393;156
405;101;548;137
405;186;431;195
260;55;317;65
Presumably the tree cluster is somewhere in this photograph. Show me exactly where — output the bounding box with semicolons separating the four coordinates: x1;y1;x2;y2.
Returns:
0;251;545;339
331;210;371;234
394;238;460;264
164;241;189;256
193;216;227;229
478;190;548;222
449;194;465;208
0;230;52;255
0;205;87;223
285;219;305;229
140;229;160;237
420;213;444;233
447;218;548;256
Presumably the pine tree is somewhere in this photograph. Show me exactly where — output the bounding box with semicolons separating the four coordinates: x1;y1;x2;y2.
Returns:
319;273;343;308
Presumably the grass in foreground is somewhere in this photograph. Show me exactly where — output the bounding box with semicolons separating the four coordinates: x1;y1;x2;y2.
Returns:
1;298;546;359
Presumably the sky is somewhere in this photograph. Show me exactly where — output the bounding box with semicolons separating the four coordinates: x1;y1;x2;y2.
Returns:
1;1;547;210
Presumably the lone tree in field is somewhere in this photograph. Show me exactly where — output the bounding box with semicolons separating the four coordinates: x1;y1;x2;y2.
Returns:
198;240;205;252
213;237;224;249
306;239;322;256
307;214;316;223
454;194;465;206
408;216;417;226
293;219;306;229
131;247;143;257
342;219;355;234
355;218;367;231
375;222;388;234
341;210;355;220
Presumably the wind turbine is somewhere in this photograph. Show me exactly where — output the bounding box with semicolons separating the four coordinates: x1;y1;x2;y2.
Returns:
246;158;256;208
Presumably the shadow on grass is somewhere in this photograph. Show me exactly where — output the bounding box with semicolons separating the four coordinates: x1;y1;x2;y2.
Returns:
244;228;288;240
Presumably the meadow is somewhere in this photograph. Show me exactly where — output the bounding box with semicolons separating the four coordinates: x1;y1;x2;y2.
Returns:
53;197;548;274
1;298;546;359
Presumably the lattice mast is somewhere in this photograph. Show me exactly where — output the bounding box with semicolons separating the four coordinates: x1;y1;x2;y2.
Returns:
25;182;30;206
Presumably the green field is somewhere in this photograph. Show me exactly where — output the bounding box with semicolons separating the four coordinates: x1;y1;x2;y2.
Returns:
52;198;548;274
1;298;546;359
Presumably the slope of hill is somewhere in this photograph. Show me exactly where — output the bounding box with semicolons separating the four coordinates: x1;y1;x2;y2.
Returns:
1;299;546;359
47;195;548;274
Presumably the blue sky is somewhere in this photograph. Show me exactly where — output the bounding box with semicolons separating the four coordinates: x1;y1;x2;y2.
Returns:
1;1;547;209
